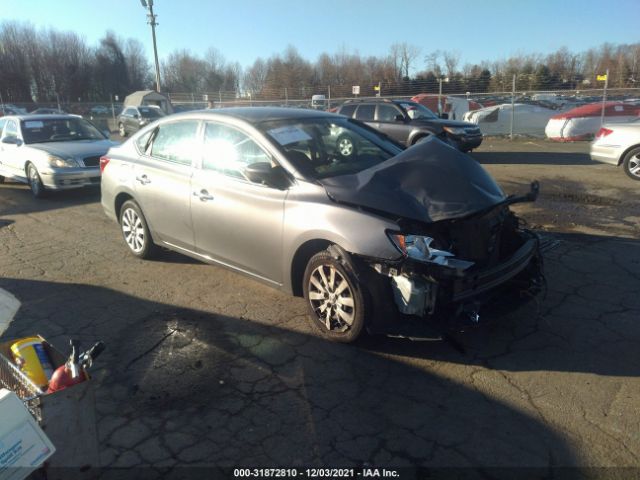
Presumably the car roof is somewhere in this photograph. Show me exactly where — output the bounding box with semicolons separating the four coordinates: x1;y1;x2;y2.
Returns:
177;107;337;124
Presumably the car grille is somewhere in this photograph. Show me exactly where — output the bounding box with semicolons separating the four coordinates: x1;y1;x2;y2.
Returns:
82;156;100;167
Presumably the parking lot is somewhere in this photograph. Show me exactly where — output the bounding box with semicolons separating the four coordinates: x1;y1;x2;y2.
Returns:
0;138;638;475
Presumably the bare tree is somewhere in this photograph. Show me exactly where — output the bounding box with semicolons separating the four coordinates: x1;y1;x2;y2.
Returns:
442;50;460;78
124;38;152;91
390;42;420;79
243;58;268;96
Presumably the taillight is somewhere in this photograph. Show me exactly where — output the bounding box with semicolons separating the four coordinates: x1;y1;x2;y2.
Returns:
99;156;110;173
595;128;613;138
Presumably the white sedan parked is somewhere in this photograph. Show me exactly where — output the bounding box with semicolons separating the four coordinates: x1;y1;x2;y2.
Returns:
0;114;118;197
590;120;640;181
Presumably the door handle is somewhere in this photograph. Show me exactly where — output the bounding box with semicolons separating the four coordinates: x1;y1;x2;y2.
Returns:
135;174;151;185
193;189;214;201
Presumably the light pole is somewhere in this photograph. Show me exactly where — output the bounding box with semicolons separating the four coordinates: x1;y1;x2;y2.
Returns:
140;0;161;92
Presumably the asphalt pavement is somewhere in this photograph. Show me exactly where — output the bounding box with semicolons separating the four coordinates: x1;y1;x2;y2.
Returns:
0;139;638;478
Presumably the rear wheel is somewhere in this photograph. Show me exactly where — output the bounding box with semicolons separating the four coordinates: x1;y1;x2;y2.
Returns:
119;200;158;259
27;163;46;198
303;249;366;343
622;146;640;181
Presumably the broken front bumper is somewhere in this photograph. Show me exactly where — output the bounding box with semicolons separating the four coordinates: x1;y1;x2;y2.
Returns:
365;230;543;335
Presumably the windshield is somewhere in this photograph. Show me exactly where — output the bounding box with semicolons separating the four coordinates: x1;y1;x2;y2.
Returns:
398;102;438;120
258;117;403;179
21;118;106;144
139;107;164;118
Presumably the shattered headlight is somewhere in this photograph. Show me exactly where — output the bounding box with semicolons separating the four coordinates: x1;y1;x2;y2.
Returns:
47;155;79;168
388;233;474;270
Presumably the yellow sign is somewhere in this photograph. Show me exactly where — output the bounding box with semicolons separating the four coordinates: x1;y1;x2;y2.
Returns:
374;85;380;91
597;74;608;81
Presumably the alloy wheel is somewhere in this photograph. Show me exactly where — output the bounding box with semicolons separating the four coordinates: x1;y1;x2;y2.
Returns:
308;264;355;332
337;137;354;157
121;207;146;253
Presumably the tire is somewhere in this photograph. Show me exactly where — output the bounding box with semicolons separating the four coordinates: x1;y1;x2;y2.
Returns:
336;134;356;158
622;146;640;181
118;200;158;259
118;123;128;137
303;249;367;343
26;163;46;198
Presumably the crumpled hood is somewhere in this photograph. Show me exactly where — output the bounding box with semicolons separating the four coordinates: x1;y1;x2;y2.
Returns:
318;137;505;223
30;139;117;159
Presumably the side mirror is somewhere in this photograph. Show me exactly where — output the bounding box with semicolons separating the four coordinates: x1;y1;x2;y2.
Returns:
133;114;139;119
394;114;405;122
439;113;449;119
244;163;289;189
1;137;22;146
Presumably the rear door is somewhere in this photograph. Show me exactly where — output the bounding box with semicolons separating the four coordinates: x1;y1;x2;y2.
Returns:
190;121;287;285
132;119;200;249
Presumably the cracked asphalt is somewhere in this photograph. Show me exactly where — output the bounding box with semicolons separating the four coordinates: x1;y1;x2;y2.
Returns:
0;139;638;477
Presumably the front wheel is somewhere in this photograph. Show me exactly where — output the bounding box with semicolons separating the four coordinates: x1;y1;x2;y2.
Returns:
303;249;366;343
622;146;640;181
336;134;356;158
27;163;46;198
118;123;127;137
119;200;158;259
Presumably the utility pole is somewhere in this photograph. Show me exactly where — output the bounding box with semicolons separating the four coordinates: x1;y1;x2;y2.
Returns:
140;0;161;92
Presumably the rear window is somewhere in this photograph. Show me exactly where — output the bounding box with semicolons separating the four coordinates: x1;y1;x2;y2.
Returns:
139;107;164;118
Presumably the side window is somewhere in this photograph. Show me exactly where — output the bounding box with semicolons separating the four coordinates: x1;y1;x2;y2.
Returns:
203;122;271;181
136;129;155;154
377;104;401;122
150;121;200;166
0;119;6;136
355;104;375;121
5;121;18;139
339;104;357;118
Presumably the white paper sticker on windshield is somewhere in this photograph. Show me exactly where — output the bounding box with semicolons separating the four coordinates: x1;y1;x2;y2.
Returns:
24;121;44;129
268;126;312;145
614;105;623;112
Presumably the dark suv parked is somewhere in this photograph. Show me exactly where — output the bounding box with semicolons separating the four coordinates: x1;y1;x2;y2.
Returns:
336;99;482;154
117;106;165;137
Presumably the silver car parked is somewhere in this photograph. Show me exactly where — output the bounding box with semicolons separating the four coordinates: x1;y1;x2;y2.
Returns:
101;108;543;342
590;120;640;180
0;114;117;197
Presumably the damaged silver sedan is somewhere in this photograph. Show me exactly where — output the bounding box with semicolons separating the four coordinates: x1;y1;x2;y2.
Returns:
101;108;543;343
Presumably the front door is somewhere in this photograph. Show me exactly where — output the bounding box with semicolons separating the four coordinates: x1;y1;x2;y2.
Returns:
190;121;287;285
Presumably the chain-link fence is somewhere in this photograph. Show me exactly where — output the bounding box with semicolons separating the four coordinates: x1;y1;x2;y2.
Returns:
3;83;639;139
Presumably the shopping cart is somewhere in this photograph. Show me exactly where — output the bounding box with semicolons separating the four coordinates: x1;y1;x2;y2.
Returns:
0;344;46;423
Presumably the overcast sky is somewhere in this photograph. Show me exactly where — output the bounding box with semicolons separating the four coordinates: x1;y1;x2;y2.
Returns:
3;0;639;74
